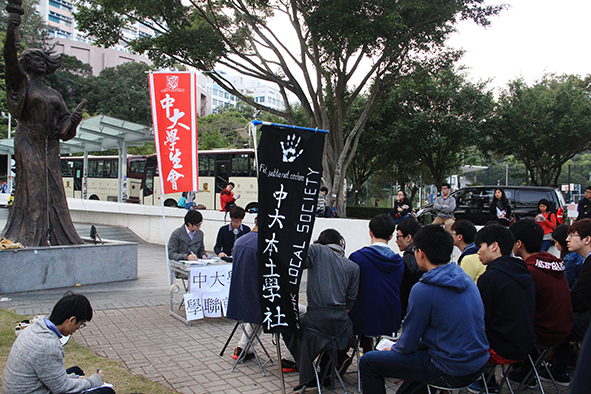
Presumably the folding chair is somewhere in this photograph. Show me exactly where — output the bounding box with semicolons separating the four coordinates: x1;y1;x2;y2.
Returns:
230;322;274;376
311;348;355;394
513;346;562;394
427;372;487;394
482;361;517;394
175;272;189;310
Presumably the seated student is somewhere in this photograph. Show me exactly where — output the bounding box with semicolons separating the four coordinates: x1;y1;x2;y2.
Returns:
553;224;585;290
542;219;591;386
348;214;404;354
536;198;557;252
226;217;260;360
293;229;359;393
452;220;486;283
214;206;251;258
395;218;423;318
2;292;115;394
360;225;489;394
508;219;573;383
168;210;208;261
390;190;413;225
470;224;536;393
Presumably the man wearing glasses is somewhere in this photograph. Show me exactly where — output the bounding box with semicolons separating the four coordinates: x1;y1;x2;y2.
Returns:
542;219;591;386
2;292;115;394
168;210;208;261
214;206;250;258
431;183;456;233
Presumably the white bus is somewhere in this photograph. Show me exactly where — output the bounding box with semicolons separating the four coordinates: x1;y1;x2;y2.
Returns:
61;149;258;211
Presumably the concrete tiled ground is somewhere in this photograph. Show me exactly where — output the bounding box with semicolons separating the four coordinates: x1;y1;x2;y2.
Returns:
0;208;572;393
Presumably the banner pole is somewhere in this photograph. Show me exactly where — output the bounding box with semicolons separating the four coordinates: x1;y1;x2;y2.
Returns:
250;121;259;178
275;333;286;394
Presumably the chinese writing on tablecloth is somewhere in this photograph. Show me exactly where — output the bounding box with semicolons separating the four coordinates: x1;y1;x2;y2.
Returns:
185;264;232;320
160;93;190;190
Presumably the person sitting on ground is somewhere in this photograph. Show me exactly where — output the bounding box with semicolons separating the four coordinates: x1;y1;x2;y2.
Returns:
177;192;187;209
507;219;573;384
470;224;536;393
2;292;115;394
292;229;359;393
489;188;512;226
168;210;208;261
214;206;250;258
184;191;197;210
577;186;591;220
542;219;591;386
536;198;558;252
349;214;404;354
360;225;489;394
395;218;423;318
390;190;413;225
220;182;239;212
452;220;486;283
316;186;328;217
553;224;585;290
431;183;456;233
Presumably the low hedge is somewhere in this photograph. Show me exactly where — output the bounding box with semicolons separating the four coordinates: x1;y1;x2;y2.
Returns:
345;206;392;219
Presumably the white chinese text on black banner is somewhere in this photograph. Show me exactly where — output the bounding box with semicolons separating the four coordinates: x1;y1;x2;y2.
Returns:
257;124;326;334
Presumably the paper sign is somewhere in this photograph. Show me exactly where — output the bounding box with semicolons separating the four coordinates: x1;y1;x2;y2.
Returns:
184;293;204;321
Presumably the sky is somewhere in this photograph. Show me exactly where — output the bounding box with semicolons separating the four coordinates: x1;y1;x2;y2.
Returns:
447;0;591;93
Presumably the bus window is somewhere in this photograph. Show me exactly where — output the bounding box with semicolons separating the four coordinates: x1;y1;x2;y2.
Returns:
199;155;213;177
61;160;74;177
88;160;97;177
232;154;250;176
129;160;146;176
143;156;158;197
108;159;118;178
97;160;105;177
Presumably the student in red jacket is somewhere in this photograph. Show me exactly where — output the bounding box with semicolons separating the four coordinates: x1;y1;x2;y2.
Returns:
508;219;573;384
536;199;557;251
542;219;591;386
220;182;239;211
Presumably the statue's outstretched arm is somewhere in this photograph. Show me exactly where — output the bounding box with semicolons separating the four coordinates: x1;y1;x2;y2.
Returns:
4;13;26;92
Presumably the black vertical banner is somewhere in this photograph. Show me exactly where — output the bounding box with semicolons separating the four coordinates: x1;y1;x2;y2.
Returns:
257;124;326;334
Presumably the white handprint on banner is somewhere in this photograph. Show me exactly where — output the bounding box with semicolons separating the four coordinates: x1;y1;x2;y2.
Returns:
280;134;303;162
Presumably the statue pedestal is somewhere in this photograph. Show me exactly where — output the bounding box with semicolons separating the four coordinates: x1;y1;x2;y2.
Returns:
0;241;138;293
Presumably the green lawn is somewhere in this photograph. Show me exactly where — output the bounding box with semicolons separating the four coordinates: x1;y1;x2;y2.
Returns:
0;308;179;394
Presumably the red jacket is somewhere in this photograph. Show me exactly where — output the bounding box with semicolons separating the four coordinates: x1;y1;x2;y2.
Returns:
220;189;235;211
525;252;573;347
538;212;557;235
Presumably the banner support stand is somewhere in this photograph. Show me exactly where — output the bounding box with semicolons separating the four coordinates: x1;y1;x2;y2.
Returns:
275;333;286;394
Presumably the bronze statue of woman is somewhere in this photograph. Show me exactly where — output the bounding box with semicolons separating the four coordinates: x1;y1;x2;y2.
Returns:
1;10;84;246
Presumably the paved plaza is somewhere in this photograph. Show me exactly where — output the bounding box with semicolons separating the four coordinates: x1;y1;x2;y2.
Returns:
0;208;573;393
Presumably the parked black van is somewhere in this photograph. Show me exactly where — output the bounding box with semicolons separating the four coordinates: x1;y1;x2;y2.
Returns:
417;186;566;226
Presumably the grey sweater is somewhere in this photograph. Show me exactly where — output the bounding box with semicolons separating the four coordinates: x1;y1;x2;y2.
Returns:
305;243;360;310
433;195;456;219
2;319;102;394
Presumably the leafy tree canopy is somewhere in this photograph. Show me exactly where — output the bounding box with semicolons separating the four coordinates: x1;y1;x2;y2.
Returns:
74;0;504;214
488;74;591;186
84;61;154;125
383;64;495;190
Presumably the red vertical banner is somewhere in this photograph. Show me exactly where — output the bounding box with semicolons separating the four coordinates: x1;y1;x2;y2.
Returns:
149;72;198;195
